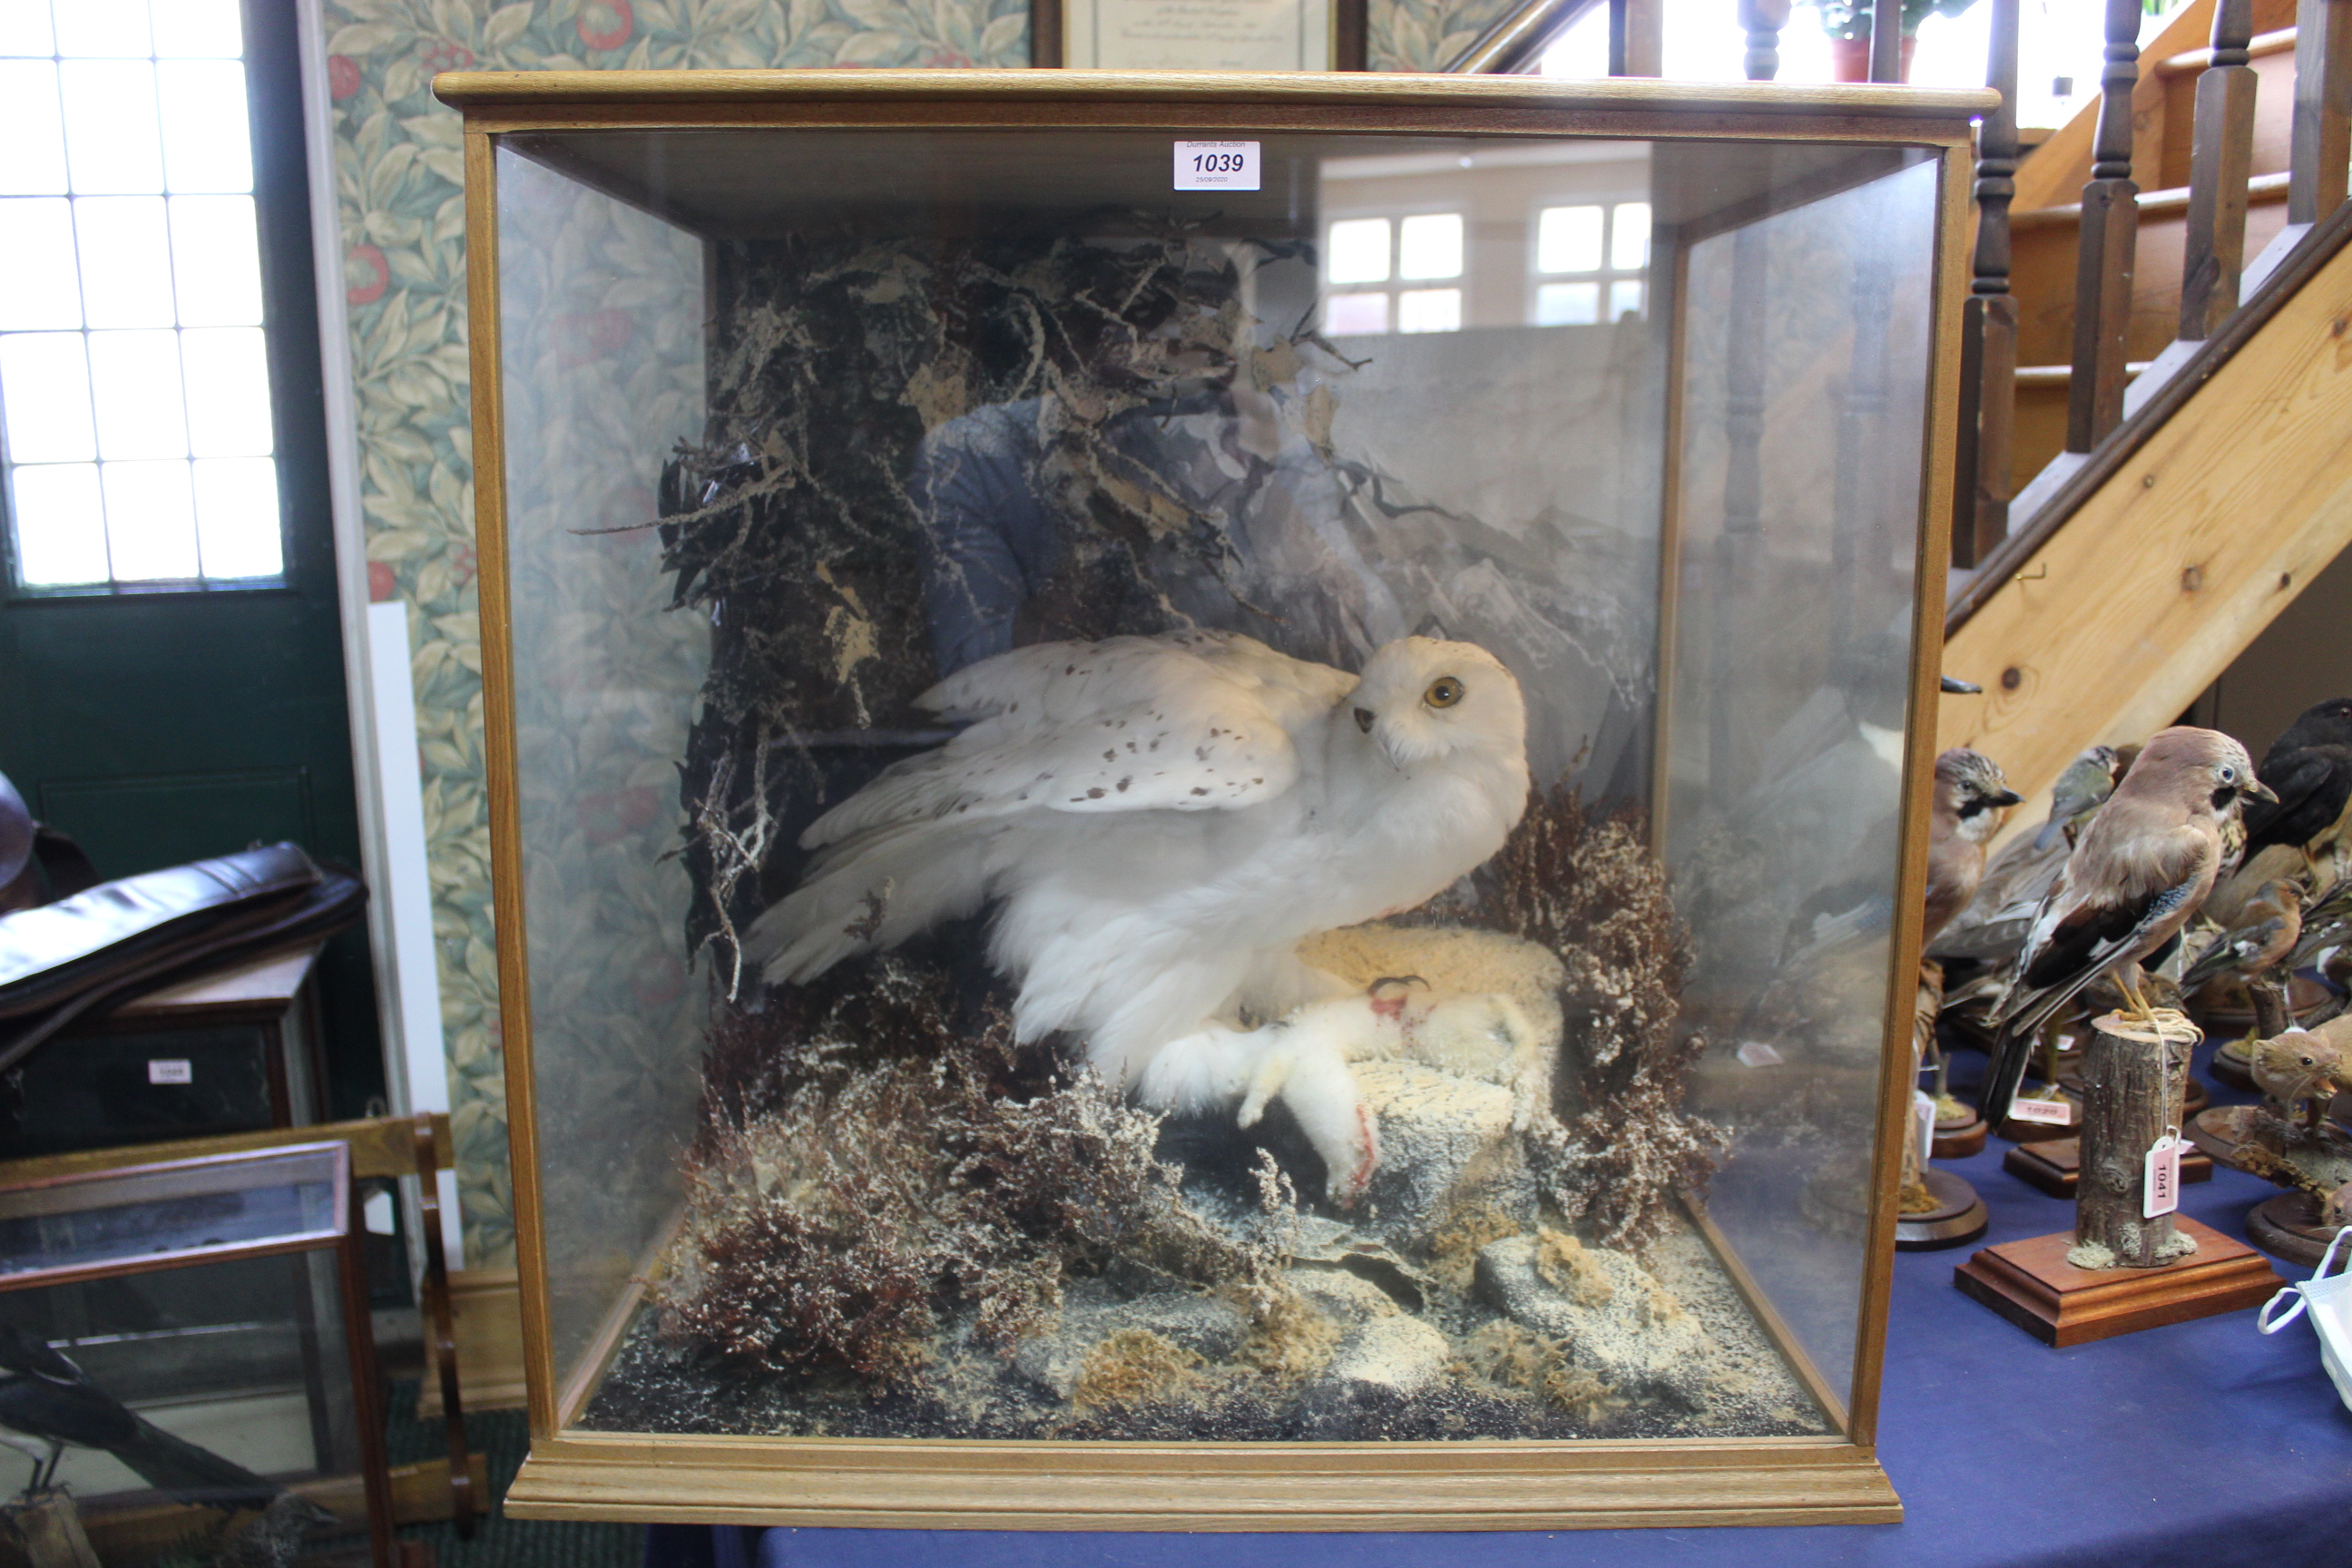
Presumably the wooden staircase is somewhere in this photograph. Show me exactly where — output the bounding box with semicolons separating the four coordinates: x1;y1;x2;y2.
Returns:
1933;0;2352;822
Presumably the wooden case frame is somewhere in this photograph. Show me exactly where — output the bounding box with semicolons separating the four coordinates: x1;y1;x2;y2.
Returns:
434;68;1988;1531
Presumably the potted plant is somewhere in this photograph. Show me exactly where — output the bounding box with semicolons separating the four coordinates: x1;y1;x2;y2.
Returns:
1815;0;1978;81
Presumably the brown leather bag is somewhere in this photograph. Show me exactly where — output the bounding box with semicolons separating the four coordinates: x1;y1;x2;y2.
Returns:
0;841;367;1073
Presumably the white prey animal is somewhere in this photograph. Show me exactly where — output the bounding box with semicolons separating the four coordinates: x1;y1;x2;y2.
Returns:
746;629;1532;1200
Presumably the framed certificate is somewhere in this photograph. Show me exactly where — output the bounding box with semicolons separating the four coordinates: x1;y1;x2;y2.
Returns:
1033;0;1362;69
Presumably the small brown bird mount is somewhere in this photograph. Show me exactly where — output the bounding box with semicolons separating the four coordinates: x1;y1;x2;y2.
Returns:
1958;1012;2282;1344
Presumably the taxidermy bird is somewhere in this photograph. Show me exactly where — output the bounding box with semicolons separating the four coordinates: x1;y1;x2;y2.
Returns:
2242;696;2352;865
2181;873;2306;1036
1922;748;2022;948
1929;742;2134;966
2249;1020;2350;1134
747;629;1530;1200
0;1321;279;1507
1979;727;2274;1125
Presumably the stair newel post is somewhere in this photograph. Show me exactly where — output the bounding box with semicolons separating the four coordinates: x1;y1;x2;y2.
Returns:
2064;0;2145;453
1738;0;1790;81
1952;0;2020;568
1869;0;1902;81
2181;0;2260;338
2289;0;2352;223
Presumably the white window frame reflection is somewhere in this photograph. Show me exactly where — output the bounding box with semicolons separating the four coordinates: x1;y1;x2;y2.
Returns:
0;0;285;595
1528;199;1651;328
1323;208;1465;338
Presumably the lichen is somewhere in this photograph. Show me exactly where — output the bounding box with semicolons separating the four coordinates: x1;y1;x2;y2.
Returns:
1533;1228;1615;1308
1073;1329;1204;1412
659;957;1284;1385
1458;1321;1628;1425
1446;785;1728;1252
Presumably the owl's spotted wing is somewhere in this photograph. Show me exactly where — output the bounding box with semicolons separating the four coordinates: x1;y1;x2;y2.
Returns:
799;632;1348;850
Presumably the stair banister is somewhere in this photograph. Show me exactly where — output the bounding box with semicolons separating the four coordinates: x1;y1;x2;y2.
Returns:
2288;0;2352;221
2065;0;2147;454
1953;0;2022;568
2181;0;2262;338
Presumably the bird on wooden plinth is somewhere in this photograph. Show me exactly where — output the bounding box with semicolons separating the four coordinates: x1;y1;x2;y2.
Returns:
2243;697;2352;868
1930;741;2136;969
1980;727;2275;1127
2182;873;2308;1038
1923;748;2022;949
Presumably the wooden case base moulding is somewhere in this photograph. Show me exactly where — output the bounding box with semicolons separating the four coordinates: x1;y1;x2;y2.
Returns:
1895;1167;1988;1250
2001;1134;2214;1199
500;1436;1903;1530
1952;1216;2283;1347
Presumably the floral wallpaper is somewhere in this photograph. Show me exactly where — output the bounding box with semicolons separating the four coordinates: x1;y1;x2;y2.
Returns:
319;0;1514;1266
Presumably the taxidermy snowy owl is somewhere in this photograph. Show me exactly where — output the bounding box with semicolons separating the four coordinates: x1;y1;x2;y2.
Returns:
746;629;1531;1200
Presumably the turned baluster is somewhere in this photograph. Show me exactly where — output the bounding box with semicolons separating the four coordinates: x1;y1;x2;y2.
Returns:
1869;0;1902;81
1952;0;2021;567
1610;0;1662;75
1738;0;1790;82
2290;0;2352;222
2065;0;2144;454
2181;0;2260;338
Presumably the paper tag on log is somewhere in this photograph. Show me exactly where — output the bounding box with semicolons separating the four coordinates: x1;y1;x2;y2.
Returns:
2143;1133;2182;1219
2009;1096;2072;1125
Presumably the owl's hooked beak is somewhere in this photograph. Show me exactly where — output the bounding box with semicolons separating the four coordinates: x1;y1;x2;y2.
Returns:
1354;707;1375;733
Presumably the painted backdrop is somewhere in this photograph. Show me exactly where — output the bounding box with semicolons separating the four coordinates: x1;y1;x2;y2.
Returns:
319;0;1517;1264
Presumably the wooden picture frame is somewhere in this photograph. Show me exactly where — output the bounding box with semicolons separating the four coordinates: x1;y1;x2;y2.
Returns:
1030;0;1367;68
435;67;1988;1532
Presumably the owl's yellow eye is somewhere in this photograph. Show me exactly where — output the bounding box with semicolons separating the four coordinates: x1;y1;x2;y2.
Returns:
1425;677;1465;709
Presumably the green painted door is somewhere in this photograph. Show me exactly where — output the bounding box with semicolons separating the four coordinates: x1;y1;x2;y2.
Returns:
0;0;383;1116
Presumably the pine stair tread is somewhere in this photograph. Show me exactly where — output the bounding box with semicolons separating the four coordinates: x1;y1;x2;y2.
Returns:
2014;362;2153;386
2014;170;2293;230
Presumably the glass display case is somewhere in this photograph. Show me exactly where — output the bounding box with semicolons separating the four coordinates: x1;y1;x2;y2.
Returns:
438;69;1986;1529
0;1142;392;1564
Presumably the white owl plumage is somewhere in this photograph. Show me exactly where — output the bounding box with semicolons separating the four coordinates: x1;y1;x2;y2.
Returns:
745;628;1532;1199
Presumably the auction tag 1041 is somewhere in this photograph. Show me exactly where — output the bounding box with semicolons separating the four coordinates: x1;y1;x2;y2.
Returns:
1175;141;1259;191
2143;1131;2183;1219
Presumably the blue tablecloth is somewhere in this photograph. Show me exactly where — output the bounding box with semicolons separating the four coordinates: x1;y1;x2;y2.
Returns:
646;1044;2352;1568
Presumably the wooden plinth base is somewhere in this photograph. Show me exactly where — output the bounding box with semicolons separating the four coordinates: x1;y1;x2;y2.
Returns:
1954;1216;2282;1347
2187;1102;2257;1170
1995;1092;2081;1142
2247;1190;2340;1267
2001;1134;2213;1199
1932;1112;1987;1159
1896;1167;1989;1250
2207;1041;2256;1093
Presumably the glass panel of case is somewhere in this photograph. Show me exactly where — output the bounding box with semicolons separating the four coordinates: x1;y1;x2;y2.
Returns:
490;124;1942;1446
0;1145;369;1565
